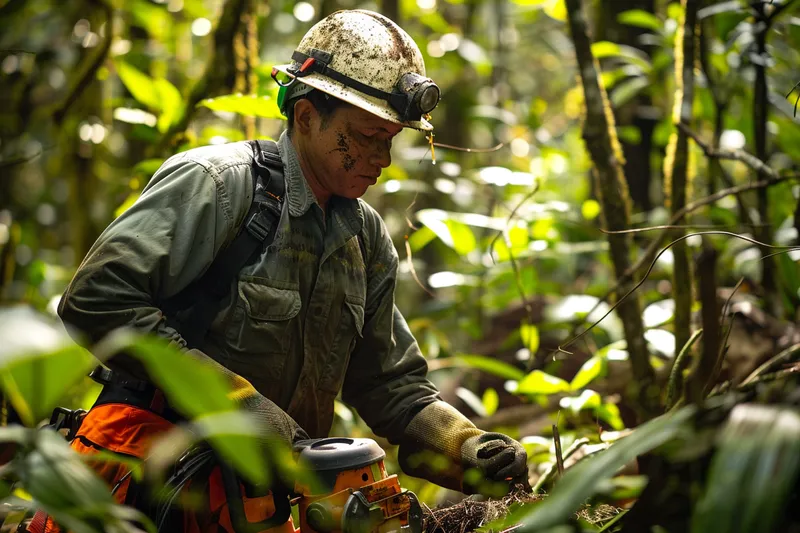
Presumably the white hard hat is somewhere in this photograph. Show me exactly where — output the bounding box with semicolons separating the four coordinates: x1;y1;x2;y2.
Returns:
272;10;439;131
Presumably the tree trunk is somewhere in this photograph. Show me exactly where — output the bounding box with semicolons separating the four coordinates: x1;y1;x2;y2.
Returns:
565;0;656;422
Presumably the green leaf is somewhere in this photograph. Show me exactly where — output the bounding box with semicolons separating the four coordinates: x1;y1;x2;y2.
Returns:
519;405;696;530
408;226;437;252
448;354;526;381
116;61;160;110
570;355;605;390
133;158;164;177
520;323;540;354
560;389;601;414
20;430;153;533
155;78;182;133
691;404;800;533
199;94;285;119
114;192;140;219
0;308;94;426
617;9;662;32
95;331;267;484
445;220;477;255
591;41;652;72
610;76;650;107
482;388;499;416
515;370;570;395
543;0;566;21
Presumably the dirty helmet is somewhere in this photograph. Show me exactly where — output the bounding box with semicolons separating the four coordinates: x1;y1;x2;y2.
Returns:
271;9;439;131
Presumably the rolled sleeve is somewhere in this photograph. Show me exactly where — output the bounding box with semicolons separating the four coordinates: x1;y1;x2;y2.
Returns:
341;206;440;443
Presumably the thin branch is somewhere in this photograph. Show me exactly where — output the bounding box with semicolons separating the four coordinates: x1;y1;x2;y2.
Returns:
489;186;540;262
432;142;505;153
52;0;113;125
742;343;800;384
677;122;780;180
552;424;564;476
574;171;799;340
404;239;435;298
0;146;45;170
602;223;761;234
558;231;798;354
666;328;703;410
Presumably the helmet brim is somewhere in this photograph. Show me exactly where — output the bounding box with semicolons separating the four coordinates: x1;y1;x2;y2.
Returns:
273;63;434;132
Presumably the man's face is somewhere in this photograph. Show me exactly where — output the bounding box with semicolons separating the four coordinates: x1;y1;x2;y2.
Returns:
307;104;404;200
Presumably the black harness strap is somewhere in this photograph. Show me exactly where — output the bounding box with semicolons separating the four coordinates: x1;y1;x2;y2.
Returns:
161;140;286;350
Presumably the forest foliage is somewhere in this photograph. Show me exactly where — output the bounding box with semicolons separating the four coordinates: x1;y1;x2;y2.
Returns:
2;0;800;531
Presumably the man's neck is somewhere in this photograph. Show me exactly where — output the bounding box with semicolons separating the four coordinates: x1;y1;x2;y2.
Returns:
290;132;331;211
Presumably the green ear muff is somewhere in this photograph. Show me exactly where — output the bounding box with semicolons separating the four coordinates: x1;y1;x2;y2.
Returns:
277;85;288;116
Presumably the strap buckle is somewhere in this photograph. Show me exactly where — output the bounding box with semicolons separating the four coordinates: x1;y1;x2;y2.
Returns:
49;407;87;440
246;211;273;241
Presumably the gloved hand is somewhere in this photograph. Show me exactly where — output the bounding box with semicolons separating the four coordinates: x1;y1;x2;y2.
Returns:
187;349;309;446
399;401;530;497
461;432;529;495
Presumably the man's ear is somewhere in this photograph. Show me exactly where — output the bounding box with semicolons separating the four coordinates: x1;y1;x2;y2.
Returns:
293;99;317;135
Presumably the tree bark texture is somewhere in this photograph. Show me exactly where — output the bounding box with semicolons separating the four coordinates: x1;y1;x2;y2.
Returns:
684;244;720;404
594;0;657;211
565;0;656;420
155;0;250;155
752;6;778;317
663;0;699;362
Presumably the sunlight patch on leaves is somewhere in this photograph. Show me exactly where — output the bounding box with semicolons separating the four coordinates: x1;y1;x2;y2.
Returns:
0;308;94;426
199;94;285;119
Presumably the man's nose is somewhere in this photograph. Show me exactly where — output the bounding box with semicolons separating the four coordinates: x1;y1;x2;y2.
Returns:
371;141;392;168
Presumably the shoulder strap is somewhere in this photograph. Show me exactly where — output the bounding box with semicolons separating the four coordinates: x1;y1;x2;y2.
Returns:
162;140;285;349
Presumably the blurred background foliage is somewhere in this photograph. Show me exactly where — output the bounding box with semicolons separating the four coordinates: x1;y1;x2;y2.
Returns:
2;0;800;530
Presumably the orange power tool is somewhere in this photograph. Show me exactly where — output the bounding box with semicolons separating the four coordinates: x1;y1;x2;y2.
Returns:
291;438;423;533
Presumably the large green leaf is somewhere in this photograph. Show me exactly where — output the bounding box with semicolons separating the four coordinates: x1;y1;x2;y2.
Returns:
617;9;662;32
199;94;285;119
518;405;696;531
0;308;95;426
95;331;267;484
18;430;152;533
435;354;526;381
515;370;570;395
445;220;477;255
591;41;652;72
569;355;605;390
155;78;182;133
691;404;800;533
116;61;160;110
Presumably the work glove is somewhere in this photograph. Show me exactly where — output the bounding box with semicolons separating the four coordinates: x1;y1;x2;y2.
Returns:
398;401;529;497
187;349;309;445
461;432;529;495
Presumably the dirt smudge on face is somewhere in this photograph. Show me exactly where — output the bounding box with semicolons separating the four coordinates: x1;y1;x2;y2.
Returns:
336;130;357;171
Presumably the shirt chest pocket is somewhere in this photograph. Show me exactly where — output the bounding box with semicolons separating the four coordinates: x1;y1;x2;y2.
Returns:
226;279;301;366
318;294;365;393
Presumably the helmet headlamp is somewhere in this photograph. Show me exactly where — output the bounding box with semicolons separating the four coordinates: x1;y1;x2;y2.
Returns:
272;49;440;123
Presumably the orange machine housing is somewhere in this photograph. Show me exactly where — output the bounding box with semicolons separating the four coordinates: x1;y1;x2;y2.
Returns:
292;438;422;533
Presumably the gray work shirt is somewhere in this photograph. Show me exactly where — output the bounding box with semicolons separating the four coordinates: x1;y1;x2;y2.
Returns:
59;131;440;439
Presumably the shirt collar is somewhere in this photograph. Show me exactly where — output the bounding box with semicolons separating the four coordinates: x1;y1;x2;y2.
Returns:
277;131;364;233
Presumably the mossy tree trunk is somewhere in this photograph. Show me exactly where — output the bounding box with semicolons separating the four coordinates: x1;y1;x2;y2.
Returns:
663;0;699;364
565;0;656;421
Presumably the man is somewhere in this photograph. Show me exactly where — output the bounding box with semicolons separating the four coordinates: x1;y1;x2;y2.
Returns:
51;9;527;531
